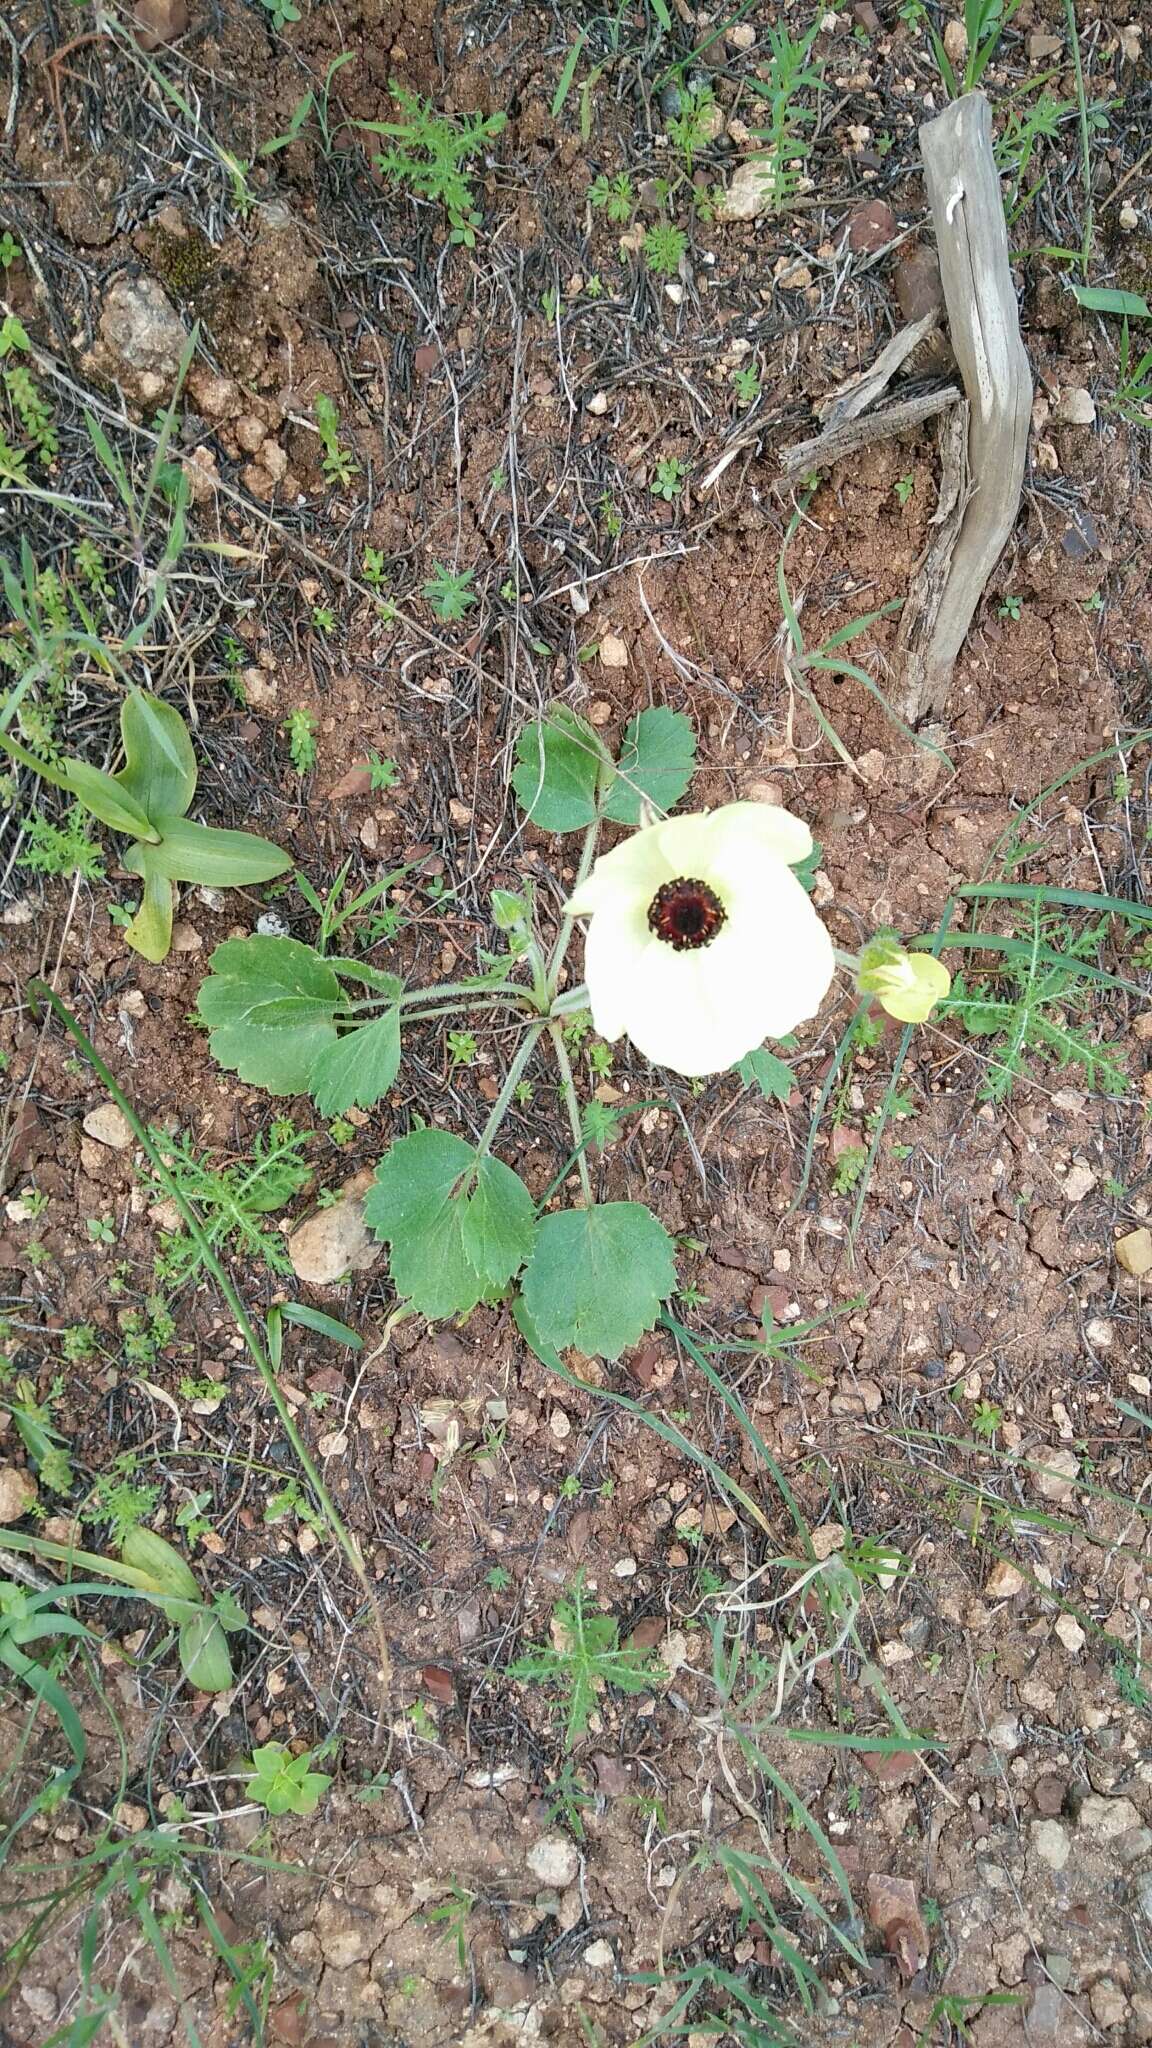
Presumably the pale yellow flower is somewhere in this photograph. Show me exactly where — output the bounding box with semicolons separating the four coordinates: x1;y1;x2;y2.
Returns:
565;802;835;1076
858;937;951;1023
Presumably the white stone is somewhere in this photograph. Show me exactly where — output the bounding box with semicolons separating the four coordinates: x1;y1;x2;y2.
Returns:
82;1102;135;1150
1030;1819;1070;1870
526;1834;579;1888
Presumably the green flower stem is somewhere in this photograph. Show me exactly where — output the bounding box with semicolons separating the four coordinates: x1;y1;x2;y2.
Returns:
547;1021;593;1206
545;817;600;992
473;1021;548;1164
26;979;394;1702
397;978;525;1010
335;993;529;1024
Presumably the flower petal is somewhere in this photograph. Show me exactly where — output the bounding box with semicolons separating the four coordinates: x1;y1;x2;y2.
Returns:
565;820;671;918
702;800;813;869
580;897;652;1042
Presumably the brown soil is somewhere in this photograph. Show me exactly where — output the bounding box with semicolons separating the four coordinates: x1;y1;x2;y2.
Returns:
2;1;1152;2045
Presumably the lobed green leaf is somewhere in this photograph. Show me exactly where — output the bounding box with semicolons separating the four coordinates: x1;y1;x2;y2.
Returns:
364;1128;535;1319
512;705;607;831
602;705;696;824
521;1202;677;1361
310;1007;402;1115
198;935;341;1094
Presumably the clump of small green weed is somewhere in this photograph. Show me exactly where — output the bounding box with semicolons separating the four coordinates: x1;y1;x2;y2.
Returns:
313;392;357;486
284;706;318;776
508;1572;666;1748
359;86;507;247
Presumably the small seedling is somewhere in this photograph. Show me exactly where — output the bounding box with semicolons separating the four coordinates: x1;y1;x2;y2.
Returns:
643;221;687;277
362;545;388;588
894;474;914;505
425;1880;477;1972
285;707;318;776
313;393;358;487
747;17;824;212
597;491;623;538
17;806;105;882
258;0;301;29
942;904;1128;1102
998;594;1023;621
359;86;507;247
447;1030;478;1065
590;171;635;224
311;605;335;634
650;457;686;501
0;232;20;266
666;86;718;173
245;1742;332;1817
423;562;476;620
508;1574;666;1748
731;362;761;405
0;690;289;962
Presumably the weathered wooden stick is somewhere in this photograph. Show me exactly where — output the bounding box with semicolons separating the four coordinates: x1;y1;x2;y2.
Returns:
778;384;962;482
897;93;1032;723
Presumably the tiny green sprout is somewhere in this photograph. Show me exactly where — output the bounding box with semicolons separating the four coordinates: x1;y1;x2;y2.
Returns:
86;1217;116;1247
500;576;517;603
731;362;761;405
586;1041;613;1077
515;1080;535;1105
584;272;604;298
408;1699;436;1740
650;457;685;501
972;1399;1003;1441
1083;590;1104;613
1103;1174;1127;1200
597;491;623;538
423;562;477;620
677;1283;710;1310
246;1742;332;1818
831;1144;868;1195
311;605;336;635
643;221;688;278
894;474;914;505
313;393;358;487
259;0;301;26
61;1323;97;1361
16;1187;49;1220
590;171;635;224
541;285;561;320
364;752;400;791
598;1479;614;1501
362;545;388;589
490;464;508;491
285;707;318;776
559;1473;580;1500
486;1563;511;1591
328;1117;356;1146
845;1783;862;1814
0;232;20;268
998;594;1023;621
447;1030;478;1065
179;1377;225;1405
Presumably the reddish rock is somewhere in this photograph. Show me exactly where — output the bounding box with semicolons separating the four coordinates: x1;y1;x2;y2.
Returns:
848;200;898;253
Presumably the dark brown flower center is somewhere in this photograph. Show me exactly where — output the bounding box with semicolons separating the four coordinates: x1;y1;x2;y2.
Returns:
647;877;727;951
